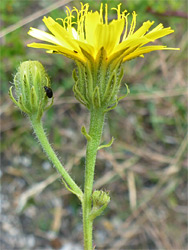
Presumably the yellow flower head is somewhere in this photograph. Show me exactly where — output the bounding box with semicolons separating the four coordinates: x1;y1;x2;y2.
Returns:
27;3;179;111
27;3;179;64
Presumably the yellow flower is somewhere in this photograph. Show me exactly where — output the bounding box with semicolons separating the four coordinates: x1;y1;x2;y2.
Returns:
28;3;179;64
27;3;179;111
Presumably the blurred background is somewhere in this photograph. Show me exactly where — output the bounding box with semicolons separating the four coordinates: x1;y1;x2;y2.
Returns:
1;0;187;249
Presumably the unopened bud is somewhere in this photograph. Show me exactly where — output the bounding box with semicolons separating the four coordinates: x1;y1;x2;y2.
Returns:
92;190;110;208
9;61;53;120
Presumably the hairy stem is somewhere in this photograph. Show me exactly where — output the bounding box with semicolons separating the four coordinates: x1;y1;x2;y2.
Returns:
82;108;105;250
30;117;83;200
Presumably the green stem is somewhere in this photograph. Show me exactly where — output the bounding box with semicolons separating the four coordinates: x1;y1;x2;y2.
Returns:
30;117;83;200
82;108;105;250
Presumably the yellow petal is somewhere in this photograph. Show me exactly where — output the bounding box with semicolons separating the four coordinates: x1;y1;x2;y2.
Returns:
43;17;79;51
130;21;154;38
85;12;100;45
28;28;62;45
94;18;124;55
123;45;179;62
145;28;174;41
110;18;125;46
113;37;150;54
27;43;86;62
76;41;95;59
149;23;164;32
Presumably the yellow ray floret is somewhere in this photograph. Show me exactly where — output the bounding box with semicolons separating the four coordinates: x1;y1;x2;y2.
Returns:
28;3;179;63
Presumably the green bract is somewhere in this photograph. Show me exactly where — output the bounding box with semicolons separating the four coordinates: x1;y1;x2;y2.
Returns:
9;61;53;120
72;47;125;111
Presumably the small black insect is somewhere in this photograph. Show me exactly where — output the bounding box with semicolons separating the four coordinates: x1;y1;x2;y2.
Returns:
44;86;53;98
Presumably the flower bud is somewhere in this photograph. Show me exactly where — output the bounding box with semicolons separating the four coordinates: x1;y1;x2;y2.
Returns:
92;190;110;208
9;61;53;120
